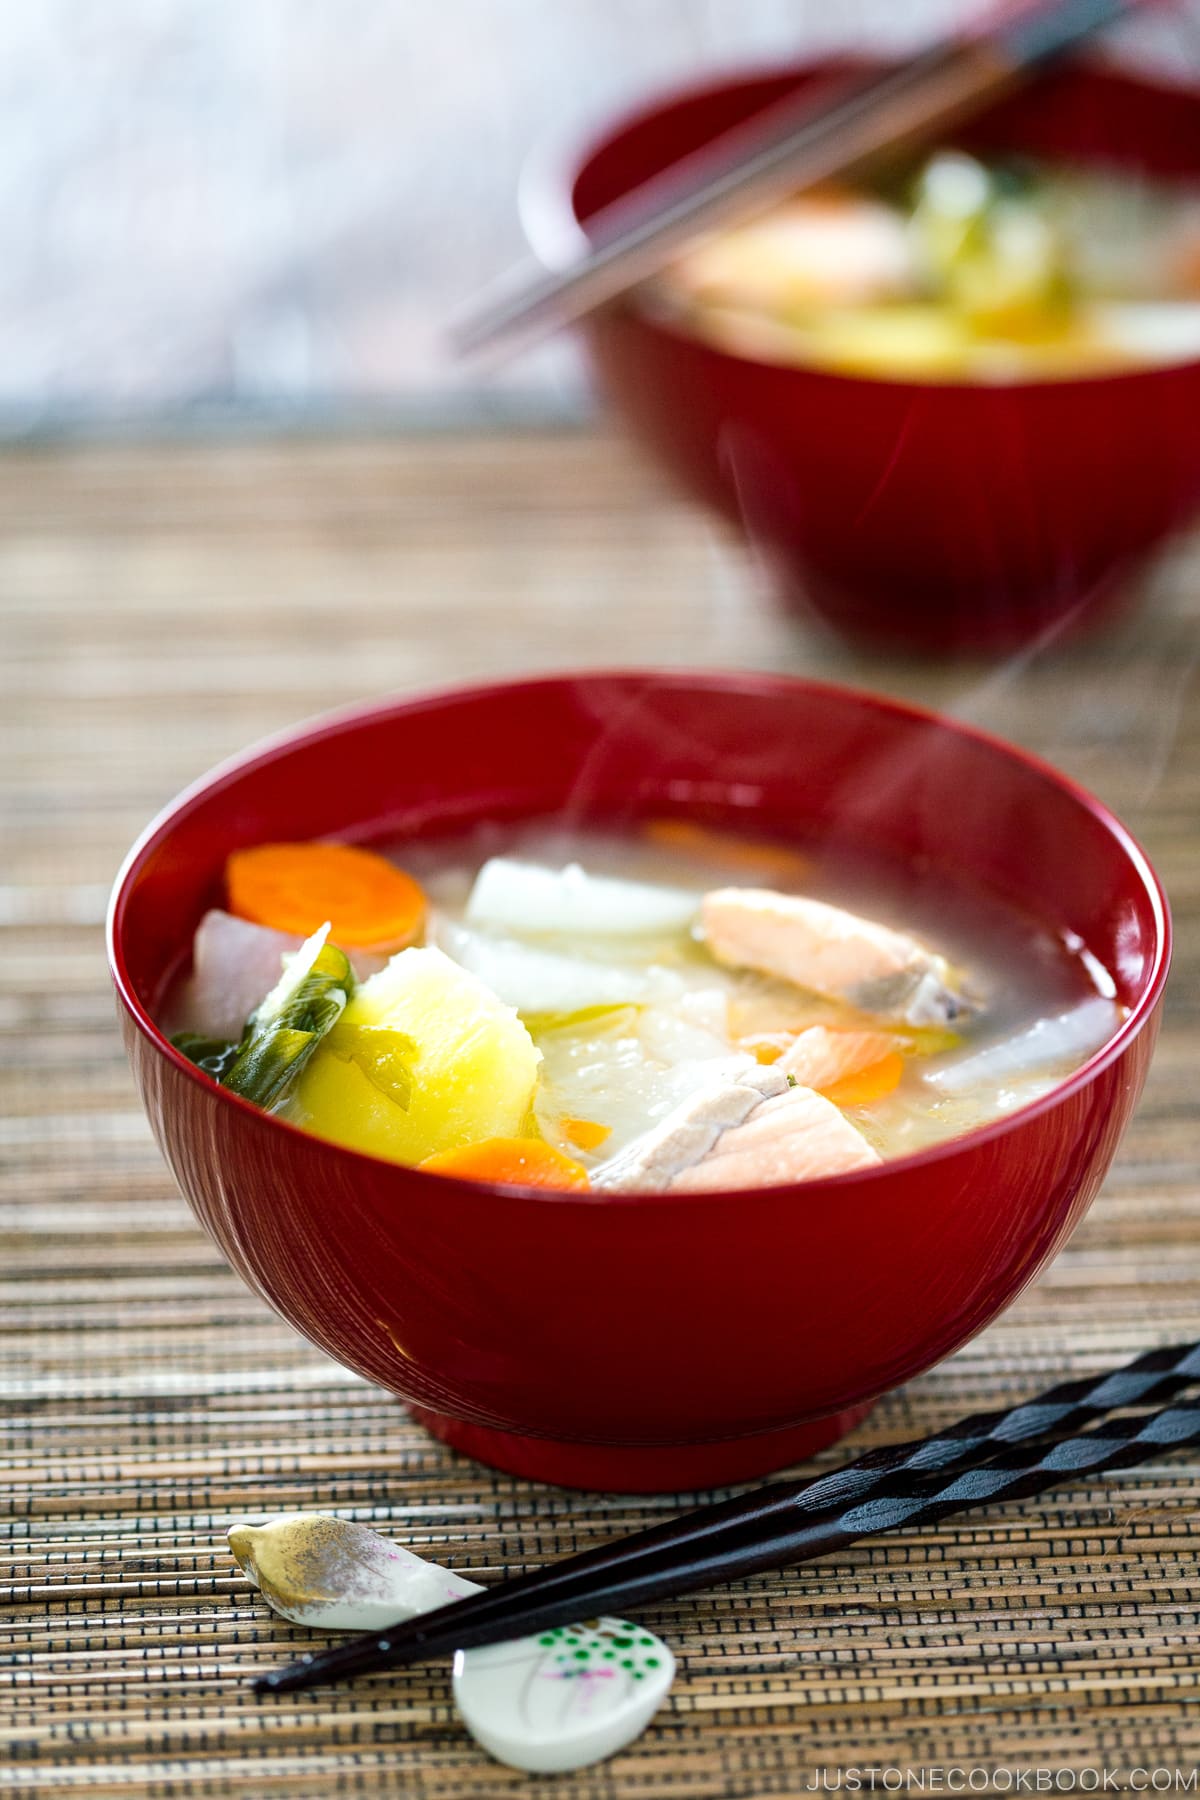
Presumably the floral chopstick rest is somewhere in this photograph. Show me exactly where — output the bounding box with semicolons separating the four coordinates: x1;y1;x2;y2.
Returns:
228;1512;675;1773
451;1615;675;1774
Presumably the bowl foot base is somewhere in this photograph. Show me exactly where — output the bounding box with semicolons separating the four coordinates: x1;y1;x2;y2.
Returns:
782;561;1142;658
407;1401;875;1493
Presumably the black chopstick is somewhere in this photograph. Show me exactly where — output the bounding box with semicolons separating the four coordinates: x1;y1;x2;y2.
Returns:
452;0;1132;356
254;1340;1200;1696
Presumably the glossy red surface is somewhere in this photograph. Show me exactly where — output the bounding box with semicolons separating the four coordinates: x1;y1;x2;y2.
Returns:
408;1401;876;1492
109;673;1170;1490
534;63;1200;653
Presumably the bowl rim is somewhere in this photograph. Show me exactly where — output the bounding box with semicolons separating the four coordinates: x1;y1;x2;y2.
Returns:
519;53;1200;394
107;667;1172;1206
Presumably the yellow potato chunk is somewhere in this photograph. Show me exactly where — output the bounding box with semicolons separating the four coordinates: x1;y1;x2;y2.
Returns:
293;947;541;1166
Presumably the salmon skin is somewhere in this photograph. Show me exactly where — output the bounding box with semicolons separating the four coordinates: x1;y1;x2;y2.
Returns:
700;887;974;1027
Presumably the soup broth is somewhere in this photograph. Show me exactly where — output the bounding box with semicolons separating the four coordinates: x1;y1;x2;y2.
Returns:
166;818;1120;1191
397;821;1110;1167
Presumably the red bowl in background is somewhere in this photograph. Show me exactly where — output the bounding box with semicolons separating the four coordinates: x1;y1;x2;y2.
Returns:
523;63;1200;654
108;673;1169;1491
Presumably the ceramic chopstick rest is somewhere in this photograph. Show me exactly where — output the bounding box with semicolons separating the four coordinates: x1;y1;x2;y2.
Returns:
228;1512;675;1772
227;1512;481;1629
452;1616;675;1774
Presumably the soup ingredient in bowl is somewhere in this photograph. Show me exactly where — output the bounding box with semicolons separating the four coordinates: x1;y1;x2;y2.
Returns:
925;995;1121;1096
701;886;971;1026
671;1081;882;1191
172;909;388;1042
175;923;353;1110
664;187;914;311
648;150;1200;380
594;1061;881;1192
467;857;698;936
293;946;541;1165
641;816;811;880
594;1063;790;1191
228;841;426;951
421;1137;591;1190
167;825;1120;1188
529;997;751;1168
908;150;1064;336
777;1024;902;1094
228;1512;676;1772
436;918;656;1014
175;910;309;1043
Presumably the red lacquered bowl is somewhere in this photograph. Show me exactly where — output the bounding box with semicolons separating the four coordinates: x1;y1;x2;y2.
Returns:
108;673;1169;1491
524;62;1200;653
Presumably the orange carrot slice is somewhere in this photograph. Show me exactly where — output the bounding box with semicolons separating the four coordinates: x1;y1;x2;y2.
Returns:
561;1117;612;1152
420;1138;591;1190
641;818;808;881
227;842;426;951
819;1051;905;1108
736;1033;793;1065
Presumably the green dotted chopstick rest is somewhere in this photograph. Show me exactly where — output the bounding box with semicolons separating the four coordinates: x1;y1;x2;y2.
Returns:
452;1617;675;1774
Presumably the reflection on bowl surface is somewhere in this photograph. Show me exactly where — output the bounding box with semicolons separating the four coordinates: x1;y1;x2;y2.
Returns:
534;62;1200;653
109;673;1169;1489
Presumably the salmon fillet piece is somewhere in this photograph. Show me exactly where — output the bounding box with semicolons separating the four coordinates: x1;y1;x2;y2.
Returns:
592;1064;790;1193
701;886;971;1026
592;1041;885;1194
777;1024;898;1089
671;1084;881;1191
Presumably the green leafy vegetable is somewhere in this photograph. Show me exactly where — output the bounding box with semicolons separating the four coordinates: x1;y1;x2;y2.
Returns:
172;1034;242;1082
172;924;355;1113
336;1026;416;1112
224;940;355;1110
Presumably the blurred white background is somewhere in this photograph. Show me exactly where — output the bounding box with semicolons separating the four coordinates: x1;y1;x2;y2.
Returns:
2;0;1197;431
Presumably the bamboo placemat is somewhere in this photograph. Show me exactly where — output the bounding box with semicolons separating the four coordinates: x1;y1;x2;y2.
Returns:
3;430;1200;1798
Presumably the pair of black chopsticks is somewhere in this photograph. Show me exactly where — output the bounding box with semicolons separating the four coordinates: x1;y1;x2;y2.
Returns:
255;1340;1200;1696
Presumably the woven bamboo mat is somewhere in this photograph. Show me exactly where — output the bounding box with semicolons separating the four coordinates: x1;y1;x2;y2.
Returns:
3;430;1200;1798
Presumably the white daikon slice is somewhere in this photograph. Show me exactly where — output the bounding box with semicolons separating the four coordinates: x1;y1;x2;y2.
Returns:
925;997;1122;1095
466;858;699;937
